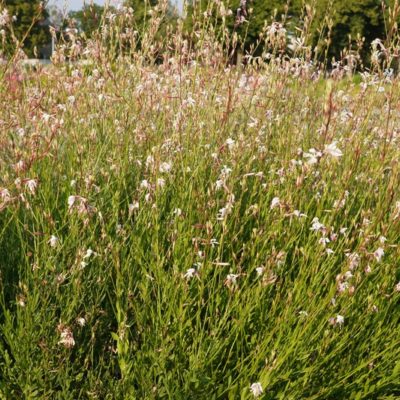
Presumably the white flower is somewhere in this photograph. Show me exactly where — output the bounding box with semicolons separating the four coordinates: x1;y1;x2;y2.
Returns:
371;38;384;49
14;160;25;172
210;238;219;247
319;237;330;246
310;217;325;232
324;141;343;158
17;295;26;307
373;247;384;262
344;271;353;280
42;113;51;123
362;218;371;227
338;282;349;293
159;162;172;173
184;268;197;280
336;314;344;325
17;128;25;137
225;274;239;285
226;138;235;150
58;327;75;348
25;179;38;195
217;207;229;221
293;210;307;218
298;310;308;317
145;155;154;167
395;282;400;292
157;178;166;188
270;197;280;210
140;180;150;189
48;235;59;248
220;166;232;178
215;180;224;190
0;188;11;201
185;96;195;107
76;317;86;327
68;195;76;209
129;201;139;215
173;208;182;217
250;382;263;397
84;248;96;259
0;9;10;27
347;252;360;270
304;148;322;165
256;266;265;277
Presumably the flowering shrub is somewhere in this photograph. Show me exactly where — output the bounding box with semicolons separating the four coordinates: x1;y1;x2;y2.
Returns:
0;1;399;398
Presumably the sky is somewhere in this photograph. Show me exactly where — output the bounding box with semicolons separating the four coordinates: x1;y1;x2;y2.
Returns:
48;0;183;12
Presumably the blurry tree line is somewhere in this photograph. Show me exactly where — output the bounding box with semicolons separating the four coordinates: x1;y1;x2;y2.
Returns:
185;0;399;65
1;0;399;64
1;0;51;57
0;0;166;57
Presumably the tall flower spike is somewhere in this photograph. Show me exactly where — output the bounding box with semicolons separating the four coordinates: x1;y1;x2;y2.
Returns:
235;0;248;28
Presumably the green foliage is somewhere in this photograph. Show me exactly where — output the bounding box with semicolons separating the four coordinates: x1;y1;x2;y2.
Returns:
3;0;51;58
69;4;106;38
326;0;385;61
1;51;400;397
122;0;178;57
125;0;177;32
126;0;159;23
0;5;400;399
184;0;388;64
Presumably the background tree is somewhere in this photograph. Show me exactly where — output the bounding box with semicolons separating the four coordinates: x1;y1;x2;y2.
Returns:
323;0;385;62
123;0;178;60
69;3;105;38
126;0;159;22
124;0;178;27
3;0;51;58
183;0;302;61
47;4;67;31
184;0;389;65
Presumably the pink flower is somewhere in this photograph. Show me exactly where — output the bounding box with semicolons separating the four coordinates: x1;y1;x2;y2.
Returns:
373;247;384;262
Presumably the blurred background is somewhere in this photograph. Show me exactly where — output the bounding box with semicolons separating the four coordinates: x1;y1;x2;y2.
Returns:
0;0;397;66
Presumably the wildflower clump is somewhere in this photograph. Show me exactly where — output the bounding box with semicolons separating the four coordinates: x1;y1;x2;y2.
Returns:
0;1;399;399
